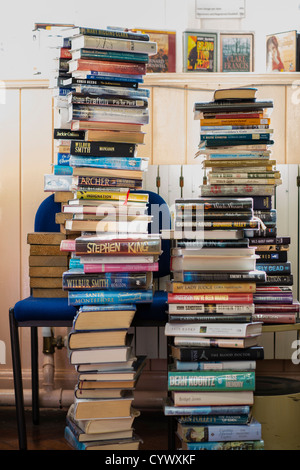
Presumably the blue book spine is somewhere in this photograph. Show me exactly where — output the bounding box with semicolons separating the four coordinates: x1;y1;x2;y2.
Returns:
69;258;83;269
183;440;264;450
69;155;145;170
178;415;250;425
256;262;291;274
58;87;75;96
79;304;136;312
87;74;144;83
57;153;71;165
163;405;251;416
53;165;73;175
80;48;149;63
68;289;153;306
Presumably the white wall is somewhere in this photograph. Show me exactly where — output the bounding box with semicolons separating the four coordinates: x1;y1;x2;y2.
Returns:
1;0;300;79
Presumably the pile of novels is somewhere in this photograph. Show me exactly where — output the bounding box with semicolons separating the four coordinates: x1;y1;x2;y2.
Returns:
46;25;160;451
164;197;265;451
27;232;73;298
194;86;299;325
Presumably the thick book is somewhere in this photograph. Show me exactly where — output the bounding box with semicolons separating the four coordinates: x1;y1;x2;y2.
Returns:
74;235;161;255
175;197;253;211
253;313;296;324
71;175;142;190
68;59;147;76
68;289;153;306
254;302;300;313
165;322;262;338
177;414;250;425
199;185;275;197
164;399;251;416
62;270;152;291
174;359;256;371
69;156;147;171
68;26;150;41
64;426;141;450
83;262;159;273
69;104;149;125
173;337;259;349
71;35;157;55
74;190;148;203
84;128;145;144
168;314;252;324
253;292;294;304
72;48;149;63
69;93;148;109
167;293;253;305
171;256;258;273
70;140;136;157
64;218;149;233
69;345;132;365
67;328;128;350
174;220;260;229
194;99;273;114
177;418;261;442
171;345;264;362
53;128;85;140
73;393;134;420
175;239;250;249
72;304;136;330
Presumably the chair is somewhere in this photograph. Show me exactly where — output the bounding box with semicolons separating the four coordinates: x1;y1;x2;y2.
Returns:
9;191;171;450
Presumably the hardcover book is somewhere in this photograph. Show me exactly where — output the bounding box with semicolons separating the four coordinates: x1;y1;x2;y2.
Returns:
220;32;254;72
132;29;176;72
183;31;218;72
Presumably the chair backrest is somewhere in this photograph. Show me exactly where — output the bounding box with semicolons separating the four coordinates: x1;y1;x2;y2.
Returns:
34;191;171;279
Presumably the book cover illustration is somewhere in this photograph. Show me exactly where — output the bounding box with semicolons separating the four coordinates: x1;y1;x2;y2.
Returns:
183;31;218;72
220;33;254;72
132;29;176;72
266;30;300;72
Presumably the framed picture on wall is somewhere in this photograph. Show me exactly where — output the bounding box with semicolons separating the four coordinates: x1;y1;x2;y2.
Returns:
220;32;254;72
183;30;218;72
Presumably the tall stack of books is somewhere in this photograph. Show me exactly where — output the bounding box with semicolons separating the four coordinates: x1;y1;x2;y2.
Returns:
164;198;265;451
194;86;299;325
46;25;160;451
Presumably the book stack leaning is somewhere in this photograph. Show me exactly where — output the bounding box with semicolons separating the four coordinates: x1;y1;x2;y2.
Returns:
194;86;299;325
48;25;159;450
163;87;269;451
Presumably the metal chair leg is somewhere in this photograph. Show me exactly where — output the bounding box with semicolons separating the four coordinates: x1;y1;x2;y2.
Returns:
31;326;39;425
9;308;27;450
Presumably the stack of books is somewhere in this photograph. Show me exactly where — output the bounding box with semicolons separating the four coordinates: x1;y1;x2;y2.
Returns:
27;232;73;298
46;25;160;451
164;197;265;451
194;86;299;325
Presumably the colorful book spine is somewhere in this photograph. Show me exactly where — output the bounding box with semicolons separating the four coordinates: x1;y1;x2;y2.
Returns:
167;293;253;304
69;156;146;171
178;419;261;442
182;440;264;450
68;289;153;306
83;263;159;273
62;271;151;290
168;371;256;391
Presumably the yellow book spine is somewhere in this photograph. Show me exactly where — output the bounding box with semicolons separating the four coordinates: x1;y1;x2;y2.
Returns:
200;118;270;126
170;282;256;294
76;191;148;202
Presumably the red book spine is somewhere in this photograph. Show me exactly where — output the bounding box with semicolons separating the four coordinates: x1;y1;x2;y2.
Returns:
212;113;264;119
167;293;253;304
74;59;146;75
60;239;76;251
83;263;159;273
61;48;72;59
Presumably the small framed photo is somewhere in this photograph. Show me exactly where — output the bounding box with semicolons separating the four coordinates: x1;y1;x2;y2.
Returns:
183;30;218;72
220;32;254;72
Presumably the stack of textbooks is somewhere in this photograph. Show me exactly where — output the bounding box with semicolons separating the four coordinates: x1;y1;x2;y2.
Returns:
46;25;160;451
164;197;265;451
194;86;299;325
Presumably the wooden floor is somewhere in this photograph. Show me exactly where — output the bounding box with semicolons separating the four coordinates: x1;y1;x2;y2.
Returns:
0;406;169;451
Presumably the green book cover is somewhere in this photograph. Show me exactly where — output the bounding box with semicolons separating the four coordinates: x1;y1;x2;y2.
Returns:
168;370;255;391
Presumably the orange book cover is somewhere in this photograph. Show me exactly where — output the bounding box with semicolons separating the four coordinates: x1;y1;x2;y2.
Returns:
132;29;176;72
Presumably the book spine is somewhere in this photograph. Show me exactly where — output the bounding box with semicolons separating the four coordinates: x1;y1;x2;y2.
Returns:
76;27;150;41
177;415;250;424
256;262;291;274
75;190;148;202
71;94;147;108
174;220;260;229
69;156;144;170
69;106;149;124
174;337;250;348
175;360;256;371
257;252;287;263
167;294;253;304
53;165;73;175
163;404;251;416
253;293;293;304
178;422;261;442
183;441;264;450
60;48;72;59
62;272;150;290
72;59;147;76
201;133;271;141
70;140;136;157
200;185;275;196
68;289;153;305
73;175;141;189
254;303;299;313
177;272;265;283
257;274;293;286
69;77;138;89
75;238;160;255
80;36;157;55
79;49;149;63
253;313;296;323
200;118;270;126
57;153;71;165
168;282;256;294
208;178;278;185
249;237;290;245
54;129;85;140
175;200;253;210
168;314;252;323
168;304;255;314
83;262;159;273
168;371;255;391
176;240;250;249
173;347;264;362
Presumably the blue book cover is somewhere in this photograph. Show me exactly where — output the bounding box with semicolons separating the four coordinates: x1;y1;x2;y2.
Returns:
79;304;136;312
177;414;250;425
53;165;73;175
57;153;71;165
69;258;83;269
86;74;144;83
69;155;147;171
200;133;271;141
63;270;150;290
68;289;153;306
